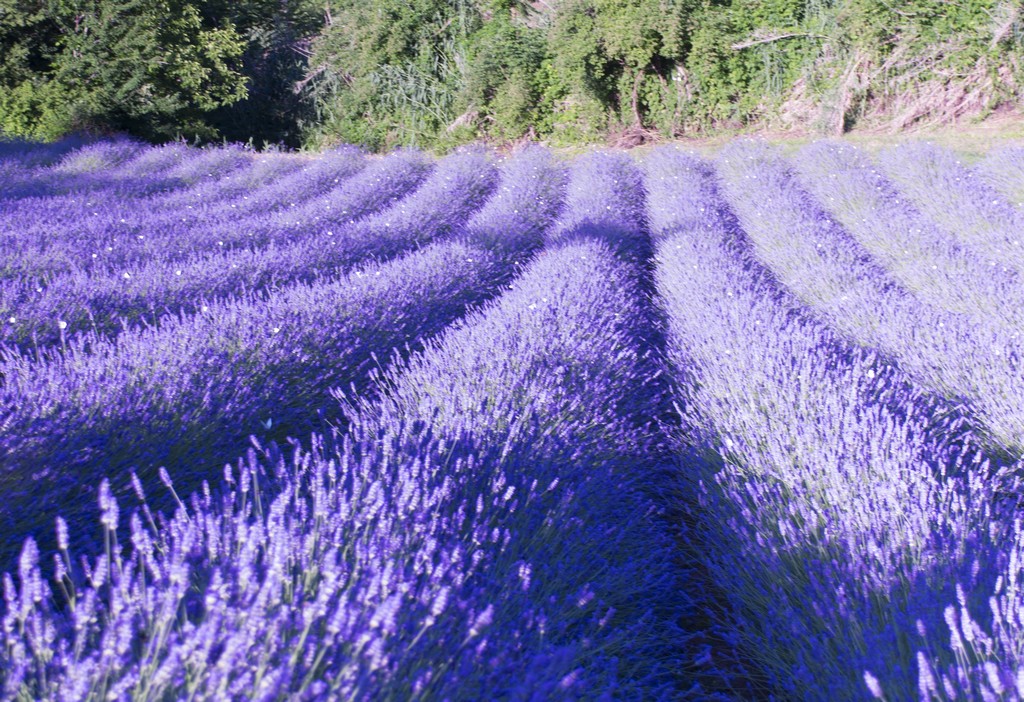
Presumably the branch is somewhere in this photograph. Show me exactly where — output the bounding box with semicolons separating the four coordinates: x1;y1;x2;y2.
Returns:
731;32;832;50
291;39;314;60
293;64;327;93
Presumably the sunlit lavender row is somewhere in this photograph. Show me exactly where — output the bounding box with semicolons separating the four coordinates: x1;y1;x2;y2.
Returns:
977;146;1024;208
648;147;1023;699
0;147;552;569
1;144;338;267
880;143;1024;279
792;142;1024;326
1;149;440;349
2;136;1024;699
717;140;1024;456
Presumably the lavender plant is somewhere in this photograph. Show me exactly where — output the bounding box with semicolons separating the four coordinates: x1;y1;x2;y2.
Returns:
152;154;305;211
976;146;1024;207
913;518;1024;700
3;136;1024;701
172;145;367;221
338;237;689;698
0;241;501;571
154;145;251;187
793;141;1024;325
0;144;690;700
0;145;555;576
646;146;1022;700
0;147;367;282
0;149;431;349
112;142;192;181
547;151;651;260
51;140;148;178
0;136;94;174
1;140;182;201
715;140;1024;456
878;142;1024;279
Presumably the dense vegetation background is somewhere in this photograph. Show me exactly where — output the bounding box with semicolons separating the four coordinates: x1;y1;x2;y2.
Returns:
2;0;1022;150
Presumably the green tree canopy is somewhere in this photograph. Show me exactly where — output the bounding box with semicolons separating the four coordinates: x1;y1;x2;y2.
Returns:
0;0;321;144
3;0;1021;148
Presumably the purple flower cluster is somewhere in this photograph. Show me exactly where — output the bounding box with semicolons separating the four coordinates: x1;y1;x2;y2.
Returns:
152;153;306;212
0;143;694;699
3;139;174;201
0;148;532;573
715;140;1024;455
3;135;1024;700
879;142;1024;278
0;149;430;349
337;238;685;697
647;146;1023;699
0;135;95;175
793;141;1024;325
977;146;1024;208
0;146;366;289
0;240;499;563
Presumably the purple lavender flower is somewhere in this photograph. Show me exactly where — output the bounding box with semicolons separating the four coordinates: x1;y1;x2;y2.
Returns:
3;136;1022;701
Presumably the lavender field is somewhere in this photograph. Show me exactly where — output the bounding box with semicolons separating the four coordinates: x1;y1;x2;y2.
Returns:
2;136;1024;701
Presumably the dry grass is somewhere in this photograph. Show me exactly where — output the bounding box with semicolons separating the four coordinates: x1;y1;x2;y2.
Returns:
659;106;1024;161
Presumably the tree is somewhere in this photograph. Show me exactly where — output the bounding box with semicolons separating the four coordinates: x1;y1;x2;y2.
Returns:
545;0;699;139
0;0;63;138
0;0;250;141
305;0;485;149
203;0;324;148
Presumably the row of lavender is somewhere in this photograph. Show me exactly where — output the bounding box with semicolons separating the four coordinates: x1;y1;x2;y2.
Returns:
0;148;699;699
0;147;538;567
3;136;1024;698
651;146;1024;699
714;141;1024;460
0;145;444;348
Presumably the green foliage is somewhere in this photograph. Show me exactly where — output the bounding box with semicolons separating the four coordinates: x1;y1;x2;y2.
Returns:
0;0;57;82
0;81;63;140
2;0;1021;148
0;0;247;141
545;0;692;139
206;0;326;148
52;0;248;139
687;0;823;125
681;0;1024;132
0;0;59;137
0;0;321;145
305;0;484;149
304;0;698;148
462;13;546;140
297;0;1022;149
